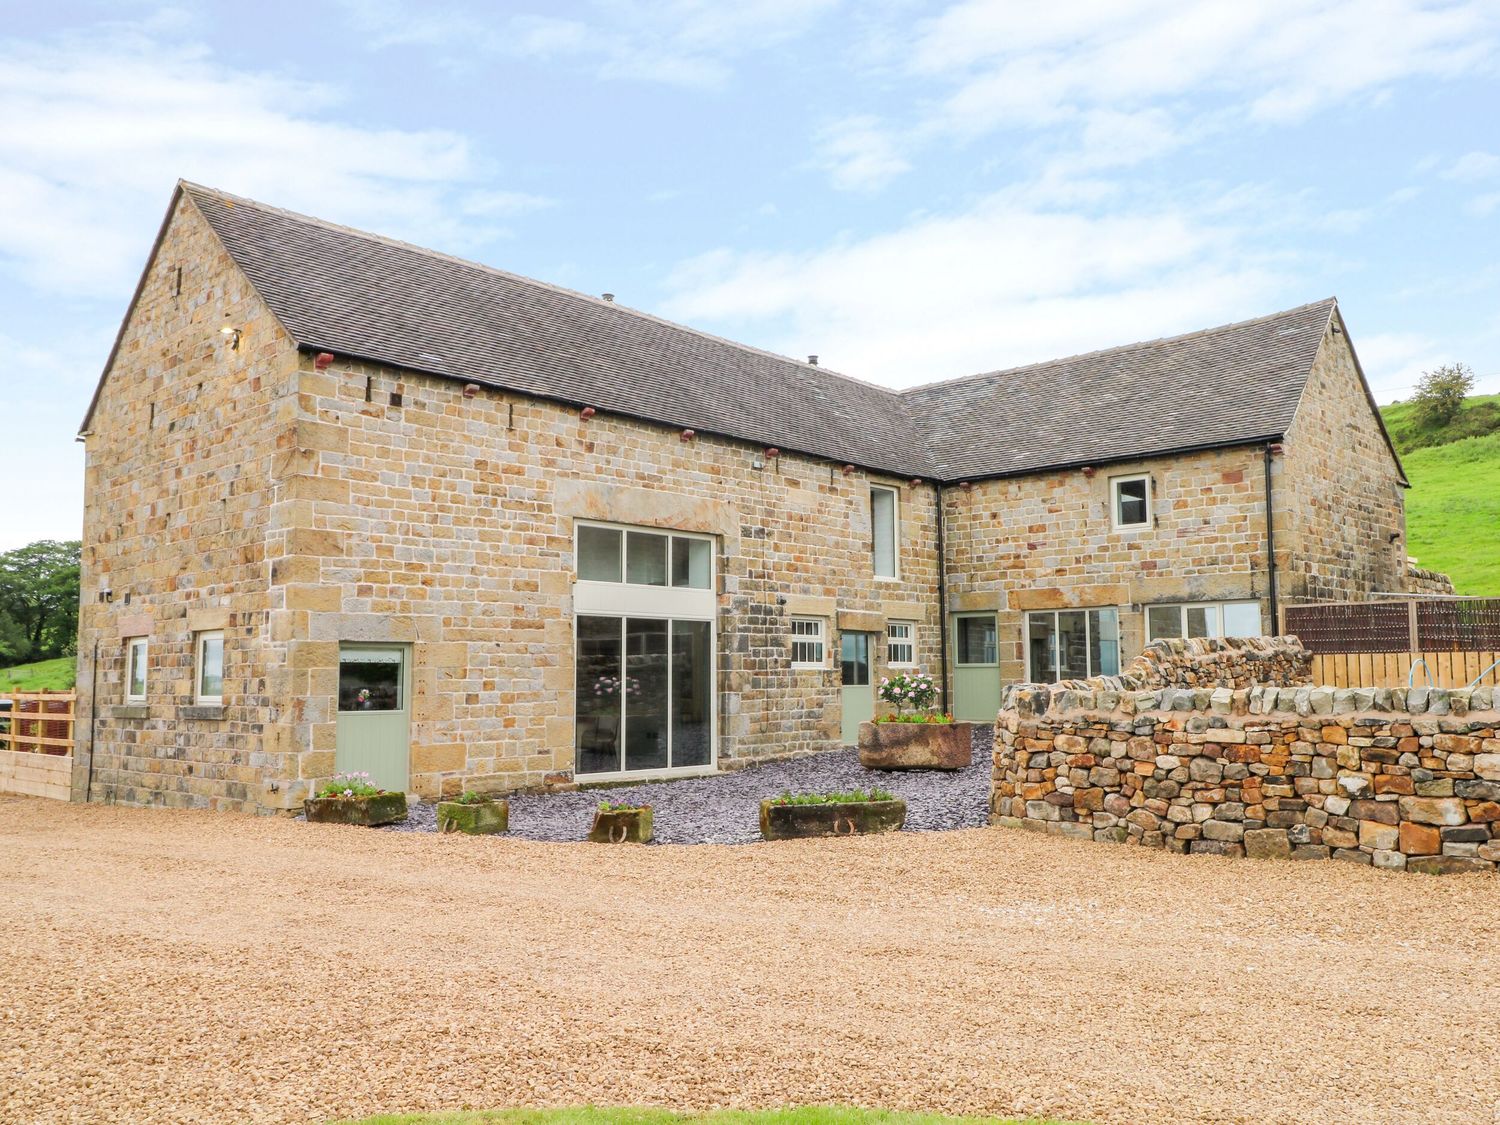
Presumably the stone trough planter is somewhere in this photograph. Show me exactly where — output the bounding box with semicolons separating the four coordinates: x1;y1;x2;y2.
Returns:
437;798;509;835
759;797;907;841
588;806;653;844
858;720;973;770
304;791;408;827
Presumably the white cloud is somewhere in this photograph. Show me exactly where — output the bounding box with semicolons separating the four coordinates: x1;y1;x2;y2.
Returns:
662;186;1286;386
1444;150;1500;181
1356;331;1446;402
0;32;545;300
815;115;912;192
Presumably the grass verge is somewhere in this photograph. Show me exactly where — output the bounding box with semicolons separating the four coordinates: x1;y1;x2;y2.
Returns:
0;656;76;692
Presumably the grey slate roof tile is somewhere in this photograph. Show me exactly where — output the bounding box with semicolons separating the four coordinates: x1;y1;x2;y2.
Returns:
174;182;1340;482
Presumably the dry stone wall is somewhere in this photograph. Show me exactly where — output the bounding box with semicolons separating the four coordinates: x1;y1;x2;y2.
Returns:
1093;635;1311;692
994;683;1500;873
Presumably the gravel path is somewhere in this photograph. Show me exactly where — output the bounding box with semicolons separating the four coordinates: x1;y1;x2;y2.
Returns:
7;796;1500;1125
389;728;994;844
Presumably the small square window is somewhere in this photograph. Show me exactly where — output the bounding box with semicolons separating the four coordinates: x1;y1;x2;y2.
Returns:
887;621;915;666
125;637;148;703
196;631;224;705
1111;474;1151;528
791;618;826;669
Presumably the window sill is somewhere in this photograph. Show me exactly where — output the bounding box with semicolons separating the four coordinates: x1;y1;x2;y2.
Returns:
791;666;829;673
108;704;149;720
180;704;226;721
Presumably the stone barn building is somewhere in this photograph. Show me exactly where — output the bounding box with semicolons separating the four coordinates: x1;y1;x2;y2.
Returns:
73;182;1411;812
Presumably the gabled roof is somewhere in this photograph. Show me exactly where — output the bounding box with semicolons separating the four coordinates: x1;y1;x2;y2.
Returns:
901;299;1339;479
84;183;1380;484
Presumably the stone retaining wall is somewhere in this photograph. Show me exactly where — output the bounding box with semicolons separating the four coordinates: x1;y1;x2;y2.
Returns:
1111;635;1311;691
993;683;1500;874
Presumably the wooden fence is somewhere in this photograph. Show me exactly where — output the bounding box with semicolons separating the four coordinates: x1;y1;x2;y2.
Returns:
0;691;75;801
1310;651;1500;690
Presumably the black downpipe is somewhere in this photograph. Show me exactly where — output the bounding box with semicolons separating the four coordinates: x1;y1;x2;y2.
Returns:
1264;443;1279;633
935;483;950;707
84;636;99;803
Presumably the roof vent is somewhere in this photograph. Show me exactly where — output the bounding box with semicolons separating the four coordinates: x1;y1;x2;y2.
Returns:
602;293;615;302
807;354;818;366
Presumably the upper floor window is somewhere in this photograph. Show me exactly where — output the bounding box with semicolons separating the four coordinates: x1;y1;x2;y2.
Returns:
887;621;915;666
1026;608;1120;683
125;637;148;703
195;630;224;705
871;486;899;578
1111;473;1151;529
1146;601;1262;641
791;618;826;669
576;523;712;589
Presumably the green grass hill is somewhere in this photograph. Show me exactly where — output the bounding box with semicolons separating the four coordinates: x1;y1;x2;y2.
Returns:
0;655;76;693
1382;393;1500;595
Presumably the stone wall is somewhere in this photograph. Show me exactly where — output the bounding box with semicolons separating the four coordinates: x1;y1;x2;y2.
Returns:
1106;635;1310;692
993;683;1500;873
1407;562;1457;597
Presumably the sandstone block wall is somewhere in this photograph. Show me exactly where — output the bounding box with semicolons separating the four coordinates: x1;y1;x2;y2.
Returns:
993;684;1500;873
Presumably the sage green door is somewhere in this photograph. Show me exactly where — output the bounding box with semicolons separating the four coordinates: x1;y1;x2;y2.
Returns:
335;644;411;792
840;631;875;745
952;614;1001;722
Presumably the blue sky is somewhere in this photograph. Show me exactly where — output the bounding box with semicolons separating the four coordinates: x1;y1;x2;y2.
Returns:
3;0;1499;551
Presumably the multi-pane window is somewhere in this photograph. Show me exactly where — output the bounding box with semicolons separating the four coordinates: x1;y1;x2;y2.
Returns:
871;486;898;578
195;631;224;705
1111;474;1151;528
887;621;915;666
1146;601;1263;642
125;637;148;703
791;618;826;668
576;523;712;589
1026;609;1121;682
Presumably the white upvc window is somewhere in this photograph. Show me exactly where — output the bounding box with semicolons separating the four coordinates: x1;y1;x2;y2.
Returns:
791;618;827;669
573;520;716;620
871;485;899;579
887;621;915;666
1111;473;1152;529
125;637;148;703
1146;601;1263;642
195;630;225;705
1025;608;1121;683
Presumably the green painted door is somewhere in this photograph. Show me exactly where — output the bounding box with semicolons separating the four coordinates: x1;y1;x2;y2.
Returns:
952;614;1002;722
840;631;875;745
335;644;411;792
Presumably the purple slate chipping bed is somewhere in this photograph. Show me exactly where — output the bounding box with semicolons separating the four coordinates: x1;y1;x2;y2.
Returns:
386;726;993;845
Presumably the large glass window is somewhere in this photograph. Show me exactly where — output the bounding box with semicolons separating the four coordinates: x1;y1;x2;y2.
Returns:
1026;609;1121;682
578;525;622;582
195;631;224;705
671;536;712;589
576;615;713;775
791;618;826;668
577;523;713;590
871;486;898;578
1146;602;1264;642
125;637;148;703
1111;474;1151;528
625;531;668;586
887;621;915;666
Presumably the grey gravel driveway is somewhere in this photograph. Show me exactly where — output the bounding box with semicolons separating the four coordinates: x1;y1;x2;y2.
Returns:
388;726;992;844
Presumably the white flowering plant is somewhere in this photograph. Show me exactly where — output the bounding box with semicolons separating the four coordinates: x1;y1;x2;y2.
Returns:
876;670;941;717
315;771;383;799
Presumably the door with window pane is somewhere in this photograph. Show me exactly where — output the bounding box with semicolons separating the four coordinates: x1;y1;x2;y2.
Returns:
575;615;714;775
334;644;411;791
952;613;1001;722
839;631;875;745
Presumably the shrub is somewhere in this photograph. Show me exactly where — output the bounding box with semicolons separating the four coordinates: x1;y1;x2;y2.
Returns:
1412;362;1475;428
768;787;896;806
315;771;382;799
877;670;939;715
598;799;649;813
455;790;492;805
875;712;956;724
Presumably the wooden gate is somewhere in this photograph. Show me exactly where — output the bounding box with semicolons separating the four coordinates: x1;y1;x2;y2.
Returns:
0;691;75;801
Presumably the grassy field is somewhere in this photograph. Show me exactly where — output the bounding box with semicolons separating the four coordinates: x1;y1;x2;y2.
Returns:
0;655;75;692
340;1109;1065;1125
1382;393;1500;596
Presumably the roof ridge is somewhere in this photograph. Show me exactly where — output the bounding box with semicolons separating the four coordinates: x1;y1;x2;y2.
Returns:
899;297;1338;397
178;180;907;405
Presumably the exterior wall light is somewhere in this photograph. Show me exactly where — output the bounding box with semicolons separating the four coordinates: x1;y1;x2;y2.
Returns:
220;326;242;350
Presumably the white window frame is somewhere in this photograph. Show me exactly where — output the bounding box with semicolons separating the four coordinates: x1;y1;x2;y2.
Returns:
887;621;915;666
573;520;716;620
125;637;148;703
1110;473;1152;530
1145;601;1264;642
1024;608;1121;683
870;485;900;580
791;617;827;670
195;630;225;705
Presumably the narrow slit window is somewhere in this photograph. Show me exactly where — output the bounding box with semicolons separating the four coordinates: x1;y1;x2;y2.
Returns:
871;486;898;578
125;637;148;703
195;630;224;705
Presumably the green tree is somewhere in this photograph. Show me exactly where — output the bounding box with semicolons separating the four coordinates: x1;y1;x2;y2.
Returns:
0;540;82;662
1412;362;1475;428
0;608;27;664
